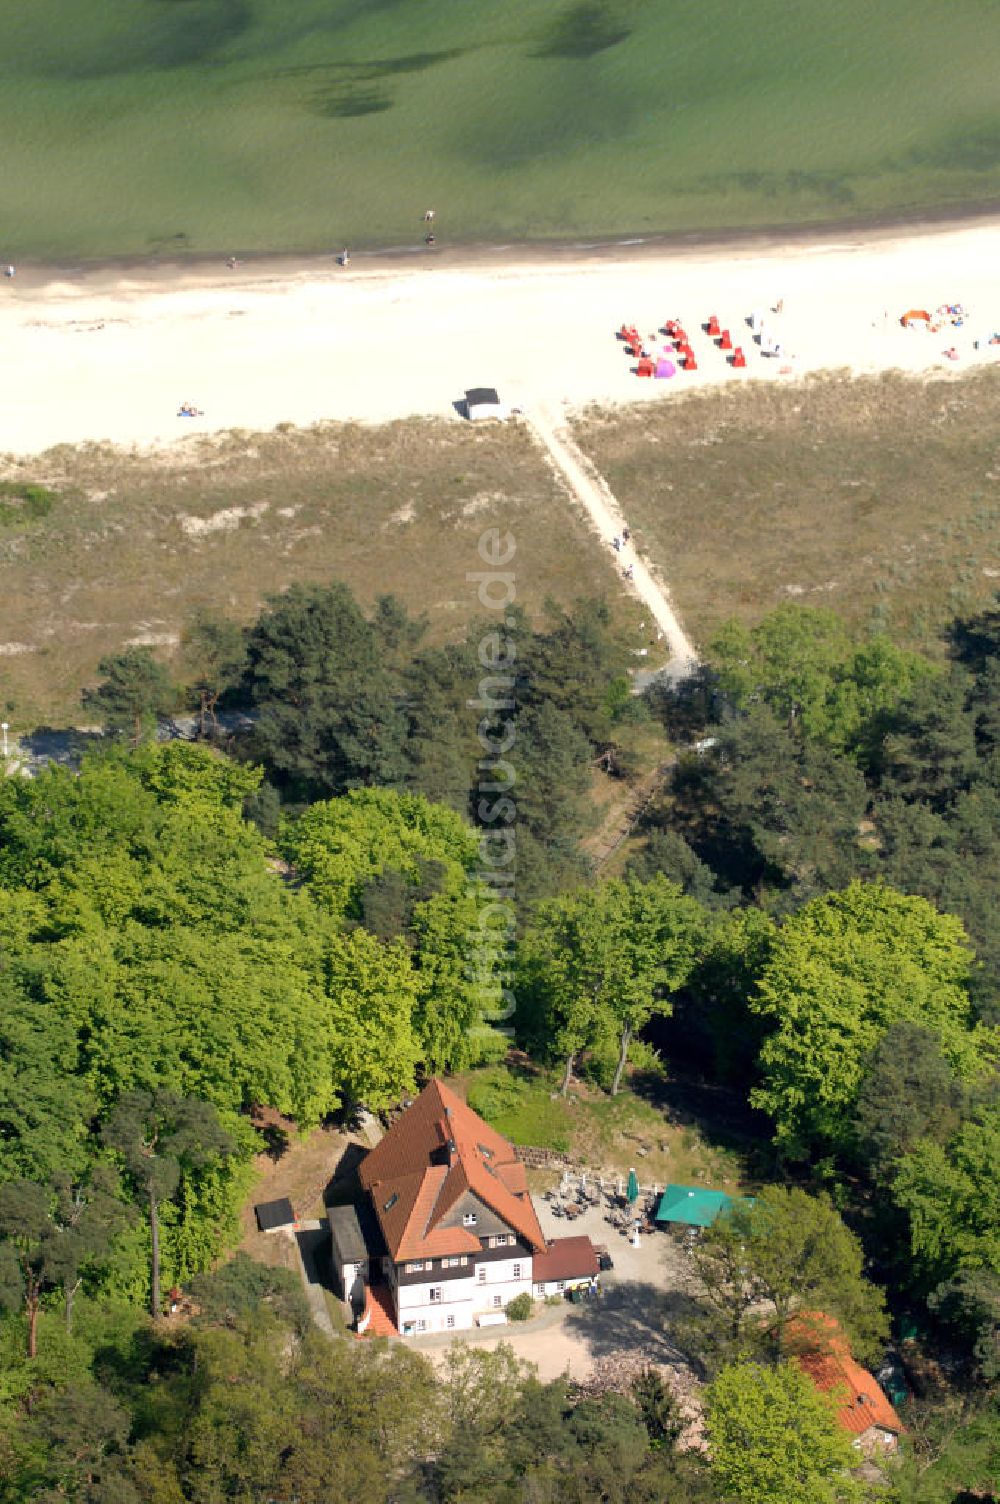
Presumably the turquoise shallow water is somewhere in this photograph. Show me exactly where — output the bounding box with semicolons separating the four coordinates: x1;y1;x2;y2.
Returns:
1;0;998;257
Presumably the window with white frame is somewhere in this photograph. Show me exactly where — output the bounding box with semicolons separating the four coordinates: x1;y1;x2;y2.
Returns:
446;1314;455;1329
417;1319;427;1332
405;1261;427;1274
462;1212;477;1226
477;1266;486;1284
442;1255;468;1269
429;1287;443;1303
535;1283;545;1296
512;1263;521;1278
556;1281;565;1292
491;1234;510;1248
492;1295;502;1308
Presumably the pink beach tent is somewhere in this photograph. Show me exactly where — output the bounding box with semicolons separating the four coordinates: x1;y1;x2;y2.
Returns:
655;358;676;378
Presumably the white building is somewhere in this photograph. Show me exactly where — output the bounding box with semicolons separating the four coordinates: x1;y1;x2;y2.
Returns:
329;1078;596;1336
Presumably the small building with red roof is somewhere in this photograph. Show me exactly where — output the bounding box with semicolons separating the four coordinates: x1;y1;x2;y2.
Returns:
332;1078;597;1336
787;1314;904;1456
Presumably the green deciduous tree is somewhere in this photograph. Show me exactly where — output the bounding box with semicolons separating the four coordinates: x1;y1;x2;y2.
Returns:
285;787;511;1071
691;1186;887;1367
709;603;930;752
706;1360;861;1504
324;930;421;1110
893;1099;1000;1286
518;876;707;1095
102;1091;234;1318
82;647;177;744
749;882;987;1155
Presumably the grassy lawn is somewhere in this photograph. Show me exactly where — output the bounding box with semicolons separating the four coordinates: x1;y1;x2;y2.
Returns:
0;418;643;728
573;368;1000;655
2;2;999;257
457;1065;746;1193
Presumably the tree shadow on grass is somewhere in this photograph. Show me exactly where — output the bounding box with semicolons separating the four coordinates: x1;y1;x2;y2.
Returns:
629;1065;772;1169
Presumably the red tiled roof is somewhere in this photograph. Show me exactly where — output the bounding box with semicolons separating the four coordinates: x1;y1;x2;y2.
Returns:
356;1283;398;1339
359;1079;546;1260
532;1236;599;1283
787;1314;903;1439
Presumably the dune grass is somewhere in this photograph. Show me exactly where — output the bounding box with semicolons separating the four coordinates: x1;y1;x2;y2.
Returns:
573;368;1000;653
2;1;1000;258
0;417;644;728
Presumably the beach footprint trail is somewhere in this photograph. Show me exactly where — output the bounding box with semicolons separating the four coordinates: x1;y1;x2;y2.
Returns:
525;403;698;682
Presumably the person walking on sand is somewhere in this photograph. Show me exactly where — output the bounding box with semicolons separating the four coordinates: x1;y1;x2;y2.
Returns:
339;248;350;267
424;209;435;223
3;266;13;279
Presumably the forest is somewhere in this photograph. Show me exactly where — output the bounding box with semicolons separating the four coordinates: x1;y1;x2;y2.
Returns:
0;583;997;1502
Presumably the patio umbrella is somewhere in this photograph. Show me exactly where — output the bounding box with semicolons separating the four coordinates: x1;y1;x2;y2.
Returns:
626;1168;639;1205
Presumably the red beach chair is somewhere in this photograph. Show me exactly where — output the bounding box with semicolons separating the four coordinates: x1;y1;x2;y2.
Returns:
732;347;747;368
683;353;698;372
637;358;654;377
706;315;721;337
719;329;733;351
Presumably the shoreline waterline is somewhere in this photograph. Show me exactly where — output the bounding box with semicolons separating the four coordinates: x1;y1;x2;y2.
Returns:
9;199;1000;290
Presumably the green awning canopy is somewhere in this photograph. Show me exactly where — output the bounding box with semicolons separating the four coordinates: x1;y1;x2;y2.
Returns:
654;1184;747;1228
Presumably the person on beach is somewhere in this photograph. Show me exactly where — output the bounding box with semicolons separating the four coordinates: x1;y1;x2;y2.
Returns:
425;233;435;246
3;266;13;279
339;249;350;267
424;209;435;222
612;536;620;552
622;526;630;544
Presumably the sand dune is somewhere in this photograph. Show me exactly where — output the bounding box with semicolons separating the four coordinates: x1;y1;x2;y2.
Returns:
2;220;999;457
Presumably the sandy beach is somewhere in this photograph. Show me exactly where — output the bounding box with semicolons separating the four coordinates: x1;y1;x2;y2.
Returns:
3;218;999;457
